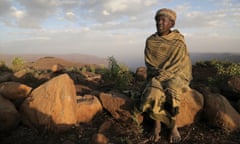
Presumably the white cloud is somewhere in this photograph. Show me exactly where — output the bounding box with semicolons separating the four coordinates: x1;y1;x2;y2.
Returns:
102;10;110;16
104;1;130;13
0;0;240;68
143;0;158;6
10;6;25;19
0;0;58;28
65;12;76;21
0;0;11;16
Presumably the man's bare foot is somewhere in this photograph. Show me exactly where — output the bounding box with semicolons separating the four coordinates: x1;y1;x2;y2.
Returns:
169;125;181;143
149;120;161;142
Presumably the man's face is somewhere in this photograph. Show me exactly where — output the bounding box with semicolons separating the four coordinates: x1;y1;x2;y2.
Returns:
155;15;174;36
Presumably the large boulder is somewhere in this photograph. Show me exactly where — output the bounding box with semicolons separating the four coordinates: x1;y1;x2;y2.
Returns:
51;64;65;73
237;99;240;113
0;95;20;132
176;88;204;127
76;95;102;123
135;67;147;81
0;81;32;100
0;72;12;82
91;133;109;144
99;91;134;122
203;92;240;131
20;74;78;133
228;76;240;93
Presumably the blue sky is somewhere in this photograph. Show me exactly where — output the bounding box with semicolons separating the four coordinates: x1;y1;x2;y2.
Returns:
0;0;240;64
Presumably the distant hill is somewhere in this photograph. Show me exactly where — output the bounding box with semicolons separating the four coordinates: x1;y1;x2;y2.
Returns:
190;52;240;64
123;52;240;71
0;54;108;67
1;53;239;71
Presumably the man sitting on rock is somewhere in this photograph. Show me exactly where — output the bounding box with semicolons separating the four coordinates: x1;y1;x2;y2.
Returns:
140;8;192;143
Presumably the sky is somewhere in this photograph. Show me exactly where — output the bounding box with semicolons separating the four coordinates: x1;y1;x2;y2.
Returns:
0;0;240;66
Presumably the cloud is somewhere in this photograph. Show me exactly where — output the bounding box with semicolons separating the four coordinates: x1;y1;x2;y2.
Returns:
0;0;58;28
10;6;25;19
65;12;76;21
102;10;110;16
0;0;11;16
176;1;240;29
0;0;240;65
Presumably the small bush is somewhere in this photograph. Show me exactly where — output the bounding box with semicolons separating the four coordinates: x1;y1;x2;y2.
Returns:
81;66;87;73
0;61;12;72
103;56;134;91
11;57;25;71
89;65;96;73
197;60;240;86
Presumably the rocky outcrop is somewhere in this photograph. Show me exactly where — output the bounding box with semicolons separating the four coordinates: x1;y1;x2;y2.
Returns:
0;72;12;82
176;88;204;127
76;95;102;123
20;74;78;133
91;133;109;144
99;91;134;122
135;67;147;81
203;92;240;131
51;64;65;73
0;81;32;100
0;95;20;131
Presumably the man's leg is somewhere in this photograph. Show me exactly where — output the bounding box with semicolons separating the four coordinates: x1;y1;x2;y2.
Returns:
169;118;181;143
150;120;161;142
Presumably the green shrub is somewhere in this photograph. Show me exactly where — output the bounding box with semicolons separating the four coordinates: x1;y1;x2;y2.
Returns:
89;65;96;73
103;56;134;91
81;66;87;73
0;61;12;72
197;60;240;86
11;57;25;71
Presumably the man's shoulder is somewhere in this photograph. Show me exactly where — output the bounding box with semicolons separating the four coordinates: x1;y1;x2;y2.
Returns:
172;29;184;38
146;33;157;41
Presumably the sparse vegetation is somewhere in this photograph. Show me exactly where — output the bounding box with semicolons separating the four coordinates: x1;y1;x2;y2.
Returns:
195;60;240;86
81;66;87;73
89;65;96;73
0;60;12;72
103;56;134;91
11;57;25;71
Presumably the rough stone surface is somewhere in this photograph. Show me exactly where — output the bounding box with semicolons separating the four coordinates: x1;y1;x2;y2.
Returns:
76;95;102;123
176;88;204;127
20;74;78;133
203;93;240;131
0;95;20;131
99;91;134;122
135;67;147;81
0;81;32;100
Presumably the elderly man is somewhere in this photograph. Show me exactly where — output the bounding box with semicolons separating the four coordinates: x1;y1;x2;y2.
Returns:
140;8;192;143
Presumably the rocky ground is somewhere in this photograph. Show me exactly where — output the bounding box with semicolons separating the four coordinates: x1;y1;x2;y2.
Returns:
0;57;240;144
1;112;240;144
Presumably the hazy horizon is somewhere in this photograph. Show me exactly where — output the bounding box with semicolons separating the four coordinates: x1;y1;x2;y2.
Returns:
1;52;240;71
0;0;240;62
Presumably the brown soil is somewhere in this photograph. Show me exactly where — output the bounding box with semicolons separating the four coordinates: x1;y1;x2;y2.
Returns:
1;112;240;144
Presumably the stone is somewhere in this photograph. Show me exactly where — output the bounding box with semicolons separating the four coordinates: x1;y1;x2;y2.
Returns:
0;95;20;131
76;95;102;123
135;67;147;81
99;91;134;121
0;81;32;100
203;92;240;131
176;89;204;127
20;74;78;133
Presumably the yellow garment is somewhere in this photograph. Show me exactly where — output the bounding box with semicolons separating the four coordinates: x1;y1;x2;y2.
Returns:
141;30;192;128
140;77;174;127
145;30;192;82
